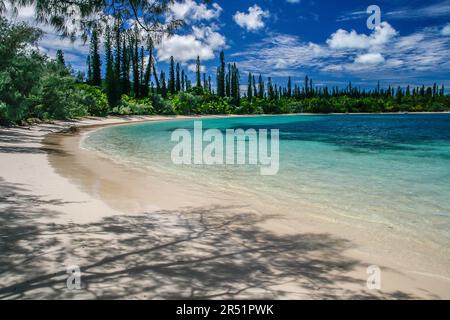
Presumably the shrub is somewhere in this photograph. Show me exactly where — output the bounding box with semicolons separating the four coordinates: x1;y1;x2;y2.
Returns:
172;92;203;115
238;100;264;115
150;93;175;115
77;84;108;116
112;95;155;115
31;68;88;120
0;101;7;125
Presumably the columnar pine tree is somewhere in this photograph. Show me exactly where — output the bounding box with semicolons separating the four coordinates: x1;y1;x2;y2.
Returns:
152;61;160;93
90;27;101;86
406;85;411;96
196;56;202;88
258;75;264;99
160;70;167;98
218;51;225;97
176;63;181;93
304;75;309;97
203;73;208;91
226;64;231;97
56;49;65;67
268;77;275;100
105;26;119;107
114;17;122;93
86;55;92;83
247;72;253;101
181;69;185;92
120;36;131;95
142;38;153;97
169;56;176;95
287;76;292;98
79;25;450;116
130;27;140;98
140;46;145;95
231;64;240;106
186;75;191;90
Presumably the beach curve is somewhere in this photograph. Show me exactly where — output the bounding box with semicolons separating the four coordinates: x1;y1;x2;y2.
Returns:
0;116;449;299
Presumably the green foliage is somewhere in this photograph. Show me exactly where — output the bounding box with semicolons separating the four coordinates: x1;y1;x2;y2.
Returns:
1;0;187;42
0;101;7;125
150;93;175;115
31;63;88;120
172;92;203;115
112;95;155;115
200;97;235;115
0;18;92;124
0;18;43;124
169;92;242;115
56;49;65;66
90;27;101;86
169;56;176;95
76;84;108;116
189;86;205;96
104;26;120;107
2;15;450;126
238;100;264;115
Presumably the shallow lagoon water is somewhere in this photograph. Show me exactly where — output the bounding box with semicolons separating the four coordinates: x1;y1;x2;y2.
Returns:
83;114;450;247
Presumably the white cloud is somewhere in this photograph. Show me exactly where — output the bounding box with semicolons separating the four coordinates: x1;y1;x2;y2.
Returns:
232;33;339;76
326;27;450;74
338;1;450;22
442;24;450;36
385;0;450;20
187;64;205;73
156;26;225;63
354;53;385;65
396;33;426;50
168;0;222;22
327;22;397;50
233;22;450;81
233;5;270;32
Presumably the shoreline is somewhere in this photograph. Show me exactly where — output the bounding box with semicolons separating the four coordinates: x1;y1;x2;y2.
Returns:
2;110;450;130
1;115;449;299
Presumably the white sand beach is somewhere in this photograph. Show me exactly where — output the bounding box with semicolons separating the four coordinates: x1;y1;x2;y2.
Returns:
0;116;449;300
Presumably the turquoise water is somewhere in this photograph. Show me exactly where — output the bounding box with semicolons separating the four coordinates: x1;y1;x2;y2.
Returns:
84;114;450;245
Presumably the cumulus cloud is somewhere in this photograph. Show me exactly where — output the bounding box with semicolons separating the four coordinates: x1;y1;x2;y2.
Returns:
233;5;270;32
354;53;385;65
327;22;397;50
167;0;222;22
442;24;450;36
156;26;225;63
233;21;450;81
326;27;450;74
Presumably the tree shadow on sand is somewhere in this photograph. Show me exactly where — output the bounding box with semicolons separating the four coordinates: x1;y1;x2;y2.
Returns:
0;127;69;155
0;179;421;300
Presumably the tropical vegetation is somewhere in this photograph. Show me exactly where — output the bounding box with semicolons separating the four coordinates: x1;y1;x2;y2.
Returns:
0;1;449;126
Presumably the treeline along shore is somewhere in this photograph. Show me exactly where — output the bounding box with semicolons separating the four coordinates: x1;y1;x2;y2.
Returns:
1;16;449;127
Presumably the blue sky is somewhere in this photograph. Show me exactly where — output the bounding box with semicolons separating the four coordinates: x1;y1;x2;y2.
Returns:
7;0;450;90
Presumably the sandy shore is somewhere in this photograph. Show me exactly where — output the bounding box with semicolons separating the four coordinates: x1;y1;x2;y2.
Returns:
0;116;449;299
